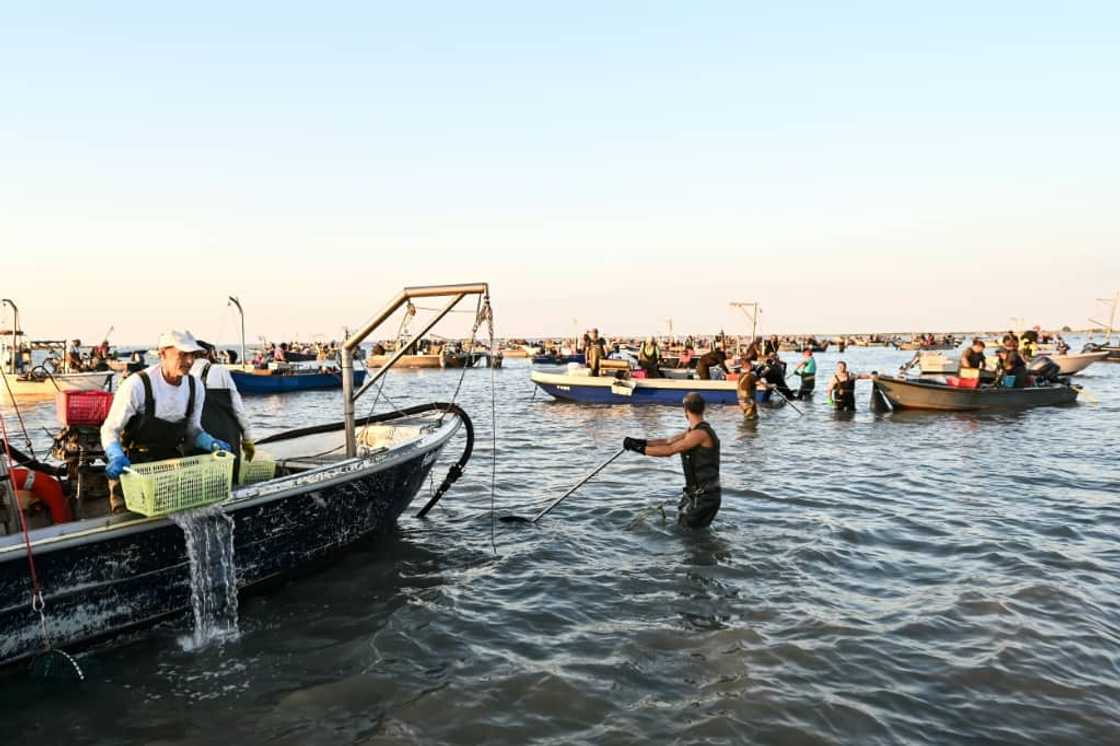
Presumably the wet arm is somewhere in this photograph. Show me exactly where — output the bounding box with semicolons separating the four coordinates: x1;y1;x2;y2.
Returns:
645;429;706;457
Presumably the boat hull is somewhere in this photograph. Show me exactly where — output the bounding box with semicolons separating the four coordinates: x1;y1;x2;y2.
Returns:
367;354;442;369
872;375;1078;411
1;372;114;399
530;370;739;405
1050;351;1108;375
230;368;366;394
0;420;456;668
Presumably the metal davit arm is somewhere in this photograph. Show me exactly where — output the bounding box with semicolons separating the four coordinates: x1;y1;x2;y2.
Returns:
340;283;490;457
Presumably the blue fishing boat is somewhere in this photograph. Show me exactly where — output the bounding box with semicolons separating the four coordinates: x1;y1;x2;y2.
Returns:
230;366;366;394
530;369;739;405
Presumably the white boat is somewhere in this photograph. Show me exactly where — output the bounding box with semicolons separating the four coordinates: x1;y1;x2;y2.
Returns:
2;371;115;399
1;300;114;400
915;351;1105;377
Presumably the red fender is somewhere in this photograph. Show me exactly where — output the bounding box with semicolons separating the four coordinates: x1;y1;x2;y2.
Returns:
12;468;73;525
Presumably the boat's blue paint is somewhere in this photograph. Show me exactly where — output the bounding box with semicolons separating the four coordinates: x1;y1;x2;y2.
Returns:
532;353;585;365
231;368;366;394
532;374;740;406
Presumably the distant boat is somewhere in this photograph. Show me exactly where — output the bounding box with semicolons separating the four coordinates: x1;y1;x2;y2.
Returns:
871;374;1079;411
229;365;366;394
915;351;1106;376
367;353;442;369
530;369;739;405
1;371;114;399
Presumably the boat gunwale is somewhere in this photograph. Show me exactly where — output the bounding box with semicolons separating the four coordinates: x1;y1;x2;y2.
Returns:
0;416;460;558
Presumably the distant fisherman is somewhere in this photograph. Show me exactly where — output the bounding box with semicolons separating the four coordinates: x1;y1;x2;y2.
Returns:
623;392;721;529
638;336;662;378
192;341;257;482
826;360;870;412
695;347;729;380
736;362;759;420
792;348;817;400
101;331;231;515
960;338;987;372
586;328;607;376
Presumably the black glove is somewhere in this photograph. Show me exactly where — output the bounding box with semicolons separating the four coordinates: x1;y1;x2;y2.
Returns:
623;436;647;454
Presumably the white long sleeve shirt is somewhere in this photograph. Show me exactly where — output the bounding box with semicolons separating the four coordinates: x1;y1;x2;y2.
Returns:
190;359;255;442
101;364;205;450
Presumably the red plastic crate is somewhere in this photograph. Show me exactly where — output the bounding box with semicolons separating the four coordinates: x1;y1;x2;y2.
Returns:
945;376;980;389
56;390;114;427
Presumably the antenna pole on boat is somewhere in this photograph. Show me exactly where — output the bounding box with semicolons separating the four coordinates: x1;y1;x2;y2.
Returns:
228;296;246;368
1;299;18;375
341;283;490;457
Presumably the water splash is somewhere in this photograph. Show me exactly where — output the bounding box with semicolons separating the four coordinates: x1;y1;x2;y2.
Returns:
170;504;240;650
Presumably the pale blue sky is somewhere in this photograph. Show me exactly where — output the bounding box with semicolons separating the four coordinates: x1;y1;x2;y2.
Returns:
2;3;1117;342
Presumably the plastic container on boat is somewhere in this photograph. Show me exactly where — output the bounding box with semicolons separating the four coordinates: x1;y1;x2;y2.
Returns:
945;376;979;389
121;451;235;517
55;390;114;427
238;453;277;485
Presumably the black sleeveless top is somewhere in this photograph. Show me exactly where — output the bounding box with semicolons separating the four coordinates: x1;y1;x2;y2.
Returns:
681;421;720;493
121;371;196;463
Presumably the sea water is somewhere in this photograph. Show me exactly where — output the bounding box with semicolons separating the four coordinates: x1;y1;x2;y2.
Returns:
170;504;240;650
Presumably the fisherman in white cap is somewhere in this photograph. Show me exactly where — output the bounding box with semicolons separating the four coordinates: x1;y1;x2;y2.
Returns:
100;330;231;515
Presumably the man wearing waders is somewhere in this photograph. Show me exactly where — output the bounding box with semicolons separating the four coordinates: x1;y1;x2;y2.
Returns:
101;331;231;515
191;341;256;482
622;392;721;529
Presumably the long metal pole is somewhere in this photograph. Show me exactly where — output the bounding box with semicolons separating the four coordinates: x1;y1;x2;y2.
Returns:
341;283;489;457
530;448;626;523
2;299;17;375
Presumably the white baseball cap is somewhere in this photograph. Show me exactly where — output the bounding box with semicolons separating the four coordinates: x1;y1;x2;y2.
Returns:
158;330;204;353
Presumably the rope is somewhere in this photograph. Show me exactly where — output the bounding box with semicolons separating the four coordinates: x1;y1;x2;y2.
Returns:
487;299;497;555
0;368;36;458
0;407;51;652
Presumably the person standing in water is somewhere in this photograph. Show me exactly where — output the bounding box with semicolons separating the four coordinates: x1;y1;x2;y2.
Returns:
826;360;870;412
736;361;759;420
792;348;817;400
622;392;721;529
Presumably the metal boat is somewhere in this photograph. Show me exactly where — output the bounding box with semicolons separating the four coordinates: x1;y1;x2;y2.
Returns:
0;283;490;670
871;374;1079;411
531;369;740;405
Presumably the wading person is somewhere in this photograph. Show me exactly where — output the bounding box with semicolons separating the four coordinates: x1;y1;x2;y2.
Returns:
760;353;795;399
736;362;759;420
101;330;231;515
792;348;817;400
192;340;256;482
622;392;721;529
826;360;869;412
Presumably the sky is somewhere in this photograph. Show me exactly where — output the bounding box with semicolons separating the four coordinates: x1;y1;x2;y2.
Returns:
2;2;1118;343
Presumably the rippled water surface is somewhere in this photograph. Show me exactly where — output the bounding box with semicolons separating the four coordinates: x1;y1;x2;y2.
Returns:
3;347;1119;744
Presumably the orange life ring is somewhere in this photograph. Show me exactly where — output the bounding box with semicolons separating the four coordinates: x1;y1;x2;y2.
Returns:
11;468;73;525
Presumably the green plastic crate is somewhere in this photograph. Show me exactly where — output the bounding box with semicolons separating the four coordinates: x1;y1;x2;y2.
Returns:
121;451;235;517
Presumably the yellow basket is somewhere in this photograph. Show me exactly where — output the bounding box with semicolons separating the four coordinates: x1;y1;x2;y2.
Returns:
121;451;235;517
238;452;277;485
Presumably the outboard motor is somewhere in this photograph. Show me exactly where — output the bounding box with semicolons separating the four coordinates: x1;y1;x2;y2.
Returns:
1028;355;1061;383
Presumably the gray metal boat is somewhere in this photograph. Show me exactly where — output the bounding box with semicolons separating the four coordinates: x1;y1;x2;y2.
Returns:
871;374;1079;411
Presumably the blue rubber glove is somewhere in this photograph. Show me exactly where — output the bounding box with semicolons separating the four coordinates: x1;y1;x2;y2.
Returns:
104;442;131;479
195;432;232;453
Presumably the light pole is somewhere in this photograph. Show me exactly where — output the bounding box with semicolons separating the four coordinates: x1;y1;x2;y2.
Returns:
228;296;246;367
